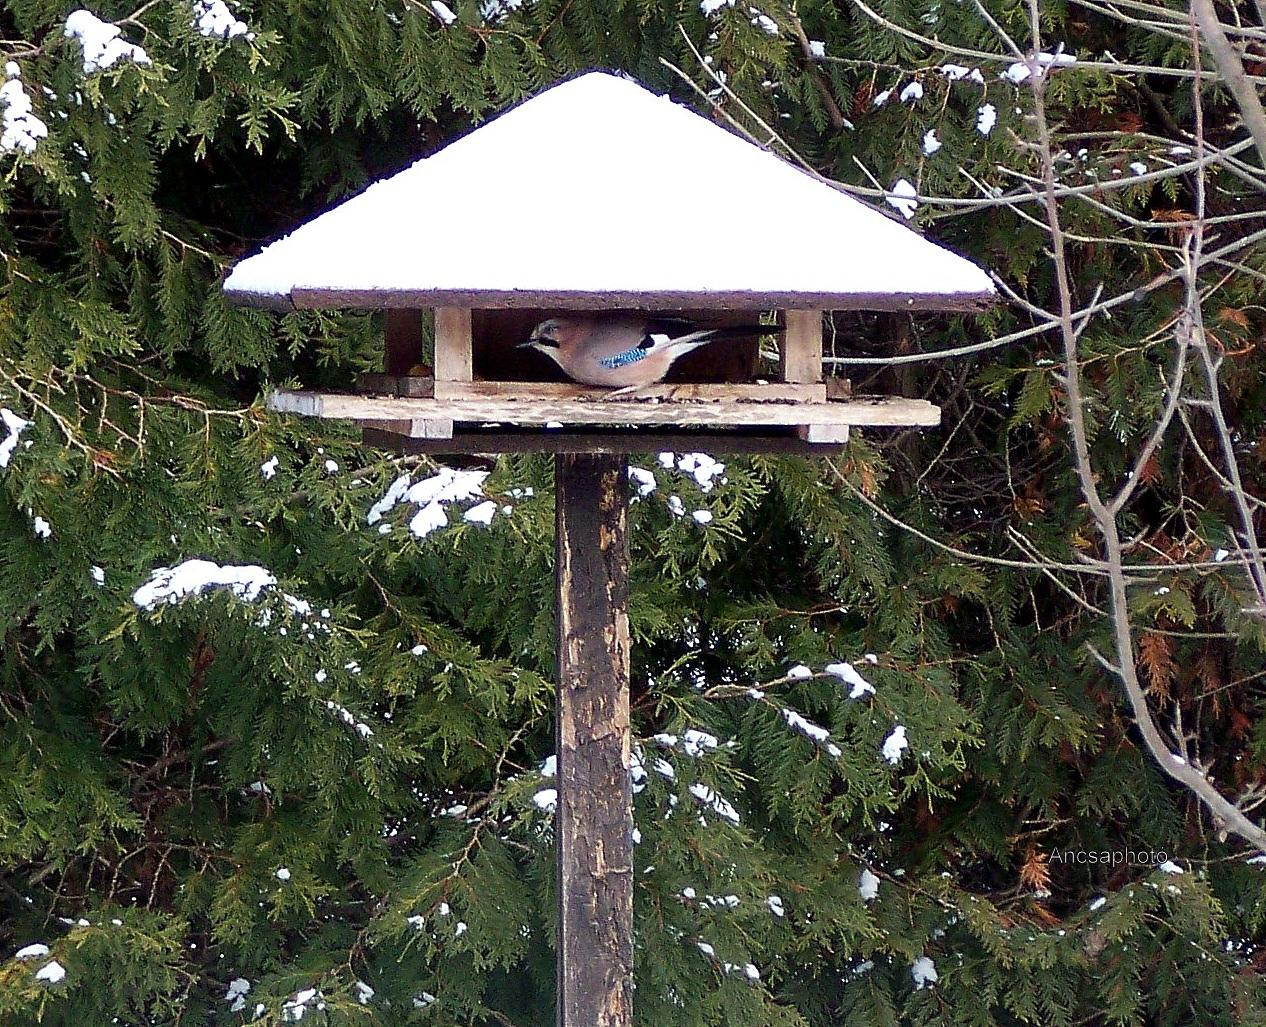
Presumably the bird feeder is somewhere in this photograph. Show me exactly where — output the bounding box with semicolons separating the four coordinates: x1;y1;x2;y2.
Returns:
223;70;994;1027
224;71;993;454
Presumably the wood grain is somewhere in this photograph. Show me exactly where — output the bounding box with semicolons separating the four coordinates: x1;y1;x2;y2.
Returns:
555;454;634;1027
781;309;823;383
360;427;854;455
434;307;473;381
267;390;940;427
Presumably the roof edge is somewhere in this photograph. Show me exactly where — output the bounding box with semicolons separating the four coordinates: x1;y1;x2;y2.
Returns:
224;285;996;313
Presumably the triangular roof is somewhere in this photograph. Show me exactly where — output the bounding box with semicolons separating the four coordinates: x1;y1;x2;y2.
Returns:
224;72;994;312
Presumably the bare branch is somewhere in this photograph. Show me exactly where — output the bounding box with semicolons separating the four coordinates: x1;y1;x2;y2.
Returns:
1190;0;1266;167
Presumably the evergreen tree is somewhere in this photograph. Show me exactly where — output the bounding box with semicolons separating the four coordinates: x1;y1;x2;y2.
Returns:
2;1;1264;1025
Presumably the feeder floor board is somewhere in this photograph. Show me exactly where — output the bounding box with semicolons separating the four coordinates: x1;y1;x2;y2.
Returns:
268;390;938;428
360;426;854;455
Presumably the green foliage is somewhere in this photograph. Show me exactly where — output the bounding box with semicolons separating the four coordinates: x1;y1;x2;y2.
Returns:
1;0;1265;1025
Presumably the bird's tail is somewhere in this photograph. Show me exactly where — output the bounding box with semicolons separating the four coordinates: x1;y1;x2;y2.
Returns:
662;323;784;354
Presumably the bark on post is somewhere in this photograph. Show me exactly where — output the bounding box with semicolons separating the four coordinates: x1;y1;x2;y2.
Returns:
554;453;633;1027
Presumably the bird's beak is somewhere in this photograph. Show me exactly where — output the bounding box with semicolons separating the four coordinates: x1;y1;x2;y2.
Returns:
515;339;536;350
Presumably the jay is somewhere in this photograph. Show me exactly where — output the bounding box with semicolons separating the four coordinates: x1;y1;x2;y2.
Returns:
517;316;779;388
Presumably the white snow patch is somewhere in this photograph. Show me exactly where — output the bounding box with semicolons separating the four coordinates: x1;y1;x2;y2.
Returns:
281;988;319;1021
323;459;339;474
32;515;51;539
1158;861;1184;875
628;466;657;497
14;943;49;959
691;509;713;525
749;9;779;35
430;1;457;23
940;63;971;80
226;978;251;1012
882;725;908;764
899;81;923;103
532;788;557;811
35;960;65;984
409;502;449;538
680;729;719;757
825;661;874;698
1003;49;1075;84
675;452;726;491
275;867;291;881
858;867;880;901
766;894;785;917
463;500;497;525
0;408;30;466
0;75;47;154
787;664;813;679
1128;160;1147;176
64;10;151;73
192;0;253;39
976;103;997;136
1089;895;1107;910
689;782;740;824
133;559;275;610
260;455;279;480
367;473;411;524
540;754;557;777
922;129;941;155
354;981;374;1004
872;88;892;107
808;39;826;59
911;955;938;988
783;708;830;744
885;178;918;220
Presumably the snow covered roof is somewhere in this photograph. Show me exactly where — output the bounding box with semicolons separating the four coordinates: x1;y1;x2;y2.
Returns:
224;72;995;312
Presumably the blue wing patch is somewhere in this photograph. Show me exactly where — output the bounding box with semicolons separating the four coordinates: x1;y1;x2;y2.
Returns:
598;347;650;370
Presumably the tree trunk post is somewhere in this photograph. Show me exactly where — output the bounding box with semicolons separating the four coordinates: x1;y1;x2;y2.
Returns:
554;453;634;1027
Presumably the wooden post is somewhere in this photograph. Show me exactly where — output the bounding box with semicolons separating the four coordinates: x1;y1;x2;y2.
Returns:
782;309;847;442
554;454;633;1027
434;307;474;382
780;309;823;383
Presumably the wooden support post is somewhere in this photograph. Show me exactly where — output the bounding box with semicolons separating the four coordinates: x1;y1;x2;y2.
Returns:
434;307;474;382
418;307;472;441
782;309;839;440
555;454;633;1027
780;309;823;383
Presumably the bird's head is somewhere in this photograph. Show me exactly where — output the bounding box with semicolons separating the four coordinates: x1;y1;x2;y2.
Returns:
518;318;568;362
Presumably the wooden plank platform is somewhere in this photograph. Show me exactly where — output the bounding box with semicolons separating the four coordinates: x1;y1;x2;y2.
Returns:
269;390;938;428
359;426;854;455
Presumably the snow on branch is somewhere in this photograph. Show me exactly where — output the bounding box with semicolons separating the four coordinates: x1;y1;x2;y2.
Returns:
192;0;254;40
0;67;48;155
366;467;511;539
64;10;151;74
0;407;31;466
